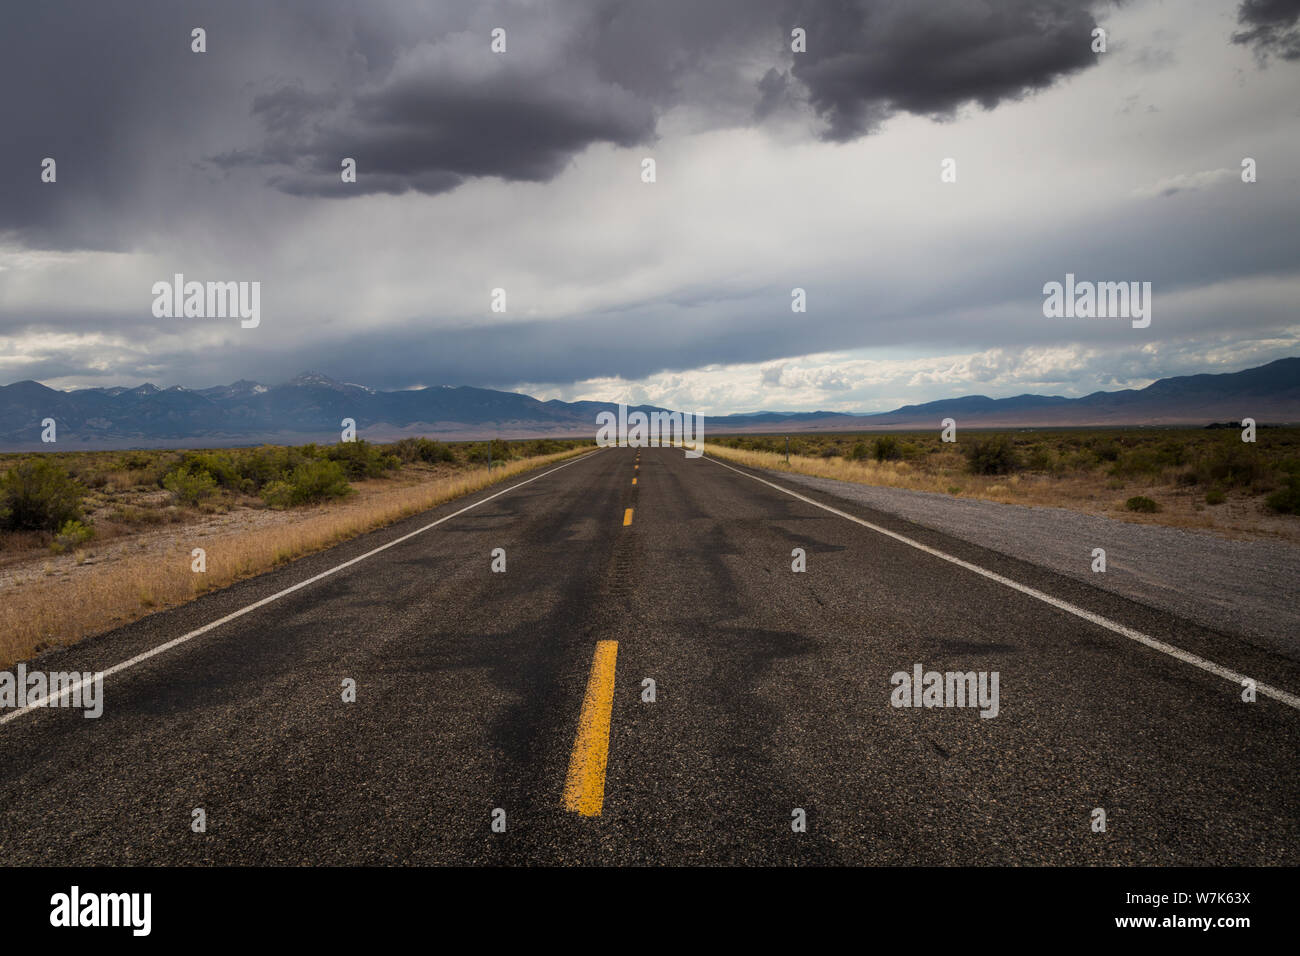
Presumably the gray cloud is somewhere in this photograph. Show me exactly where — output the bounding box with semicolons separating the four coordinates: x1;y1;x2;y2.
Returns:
0;0;1277;249
785;0;1106;140
754;68;795;122
11;171;1295;394
0;0;356;251
1233;0;1300;60
217;25;659;196
226;0;1119;195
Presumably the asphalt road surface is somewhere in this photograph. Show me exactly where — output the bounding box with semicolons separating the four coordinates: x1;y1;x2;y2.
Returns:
2;447;1297;865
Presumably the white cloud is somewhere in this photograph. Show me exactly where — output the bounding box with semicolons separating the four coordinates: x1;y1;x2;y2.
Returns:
1131;167;1236;199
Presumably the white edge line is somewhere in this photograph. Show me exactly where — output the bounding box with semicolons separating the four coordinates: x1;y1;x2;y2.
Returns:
705;454;1300;712
1;449;603;726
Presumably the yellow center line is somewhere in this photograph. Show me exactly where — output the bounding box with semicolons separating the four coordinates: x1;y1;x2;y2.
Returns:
632;477;637;485
622;507;634;525
562;640;619;817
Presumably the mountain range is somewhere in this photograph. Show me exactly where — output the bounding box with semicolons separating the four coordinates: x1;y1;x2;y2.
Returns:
1;359;1297;450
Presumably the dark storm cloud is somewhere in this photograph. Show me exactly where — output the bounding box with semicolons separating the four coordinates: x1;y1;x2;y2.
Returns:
207;0;749;198
0;1;199;250
1232;0;1300;60
785;0;1105;140
1;0;1125;239
10;0;1298;254
754;68;795;121
0;0;370;251
222;43;659;197
230;0;1119;195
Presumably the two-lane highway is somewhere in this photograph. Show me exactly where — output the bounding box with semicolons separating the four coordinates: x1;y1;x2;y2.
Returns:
1;446;1297;864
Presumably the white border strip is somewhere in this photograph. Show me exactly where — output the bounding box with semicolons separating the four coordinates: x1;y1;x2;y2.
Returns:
1;450;602;726
706;455;1300;711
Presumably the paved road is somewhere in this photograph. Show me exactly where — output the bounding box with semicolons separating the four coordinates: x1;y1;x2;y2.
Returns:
1;447;1297;864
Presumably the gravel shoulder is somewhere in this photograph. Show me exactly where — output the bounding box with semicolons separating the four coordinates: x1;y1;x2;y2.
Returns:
773;469;1300;661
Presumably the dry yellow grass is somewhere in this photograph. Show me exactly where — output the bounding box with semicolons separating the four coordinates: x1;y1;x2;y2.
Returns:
706;443;977;493
703;442;1300;542
0;448;590;669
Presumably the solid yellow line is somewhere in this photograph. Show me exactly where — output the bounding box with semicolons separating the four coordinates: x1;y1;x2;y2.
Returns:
562;641;619;816
623;507;634;525
632;477;637;485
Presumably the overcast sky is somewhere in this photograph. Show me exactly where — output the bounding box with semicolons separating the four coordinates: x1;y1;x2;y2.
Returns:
1;0;1298;414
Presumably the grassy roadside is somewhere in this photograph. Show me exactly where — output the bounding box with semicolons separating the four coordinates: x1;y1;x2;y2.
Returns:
704;428;1300;542
0;446;592;669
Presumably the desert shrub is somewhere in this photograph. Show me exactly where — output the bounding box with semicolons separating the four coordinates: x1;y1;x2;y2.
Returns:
1089;438;1121;462
391;437;457;464
175;451;241;489
261;459;353;508
964;436;1020;475
162;466;217;505
1154;440;1190;468
1205;488;1227;505
0;459;85;531
1125;495;1160;513
1200;442;1264;490
522;438;567;457
1266;475;1300;515
112;450;175;486
1110;449;1163;479
118;451;156;470
872;436;901;461
1024;446;1055;471
325;440;400;479
235;446;306;490
465;438;515;466
50;518;95;553
389;438;419;463
1061;449;1097;472
848;441;869;461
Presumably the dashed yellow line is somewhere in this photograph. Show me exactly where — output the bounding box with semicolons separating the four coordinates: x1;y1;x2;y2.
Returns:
563;641;619;816
632;477;637;485
623;507;634;526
